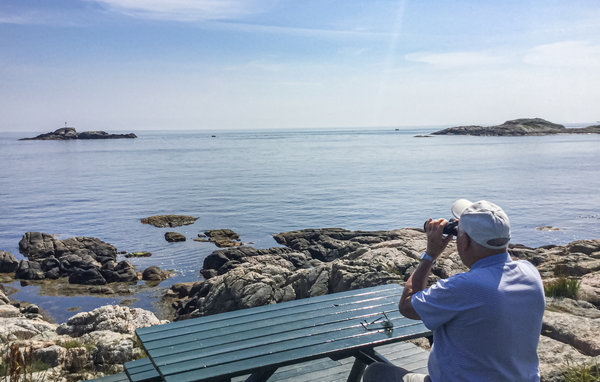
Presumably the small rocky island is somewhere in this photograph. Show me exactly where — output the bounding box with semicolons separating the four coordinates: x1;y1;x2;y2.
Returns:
20;127;137;141
432;118;600;136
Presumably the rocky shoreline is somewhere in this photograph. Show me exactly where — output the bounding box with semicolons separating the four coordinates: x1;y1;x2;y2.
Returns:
432;118;600;136
2;227;599;381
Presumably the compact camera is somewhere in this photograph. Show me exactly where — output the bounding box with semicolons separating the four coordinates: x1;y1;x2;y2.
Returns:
423;218;459;236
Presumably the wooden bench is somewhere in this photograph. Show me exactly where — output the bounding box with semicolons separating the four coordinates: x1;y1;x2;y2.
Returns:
89;285;431;382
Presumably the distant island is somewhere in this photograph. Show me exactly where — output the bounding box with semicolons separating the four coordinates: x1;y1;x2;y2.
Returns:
432;118;600;136
19;127;137;140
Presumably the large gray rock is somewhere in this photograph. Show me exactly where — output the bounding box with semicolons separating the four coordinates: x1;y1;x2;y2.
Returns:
19;232;117;263
82;330;143;372
57;305;168;337
69;267;107;285
538;335;599;382
542;309;600;356
0;314;57;342
100;260;138;283
579;271;600;307
0;250;19;273
33;344;67;367
142;266;171;281
15;259;45;280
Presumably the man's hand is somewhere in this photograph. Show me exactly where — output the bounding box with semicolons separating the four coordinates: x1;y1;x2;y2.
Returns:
424;218;454;260
399;218;455;319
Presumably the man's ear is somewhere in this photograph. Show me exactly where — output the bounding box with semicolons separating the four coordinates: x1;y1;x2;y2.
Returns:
463;232;472;250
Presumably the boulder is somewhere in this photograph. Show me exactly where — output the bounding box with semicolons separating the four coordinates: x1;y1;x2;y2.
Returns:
140;215;198;228
537;335;599;382
0;315;57;342
15;260;45;280
165;232;186;242
57;305;168;337
201;229;243;248
579;271;600;307
82;330;142;371
542;309;600;356
19;232;117;263
142;266;172;281
33;344;67;367
69;267;107;285
100;260;138;283
0;250;19;273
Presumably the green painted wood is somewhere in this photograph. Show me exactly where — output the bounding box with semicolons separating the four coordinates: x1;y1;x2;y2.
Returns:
164;319;428;381
138;285;400;343
231;342;429;382
149;295;400;359
135;285;431;382
124;358;161;382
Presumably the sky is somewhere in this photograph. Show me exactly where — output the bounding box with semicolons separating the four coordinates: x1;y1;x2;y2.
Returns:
2;0;600;132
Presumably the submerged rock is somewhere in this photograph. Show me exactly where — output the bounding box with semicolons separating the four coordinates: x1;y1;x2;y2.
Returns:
165;232;186;242
142;266;172;281
140;215;199;228
201;229;243;248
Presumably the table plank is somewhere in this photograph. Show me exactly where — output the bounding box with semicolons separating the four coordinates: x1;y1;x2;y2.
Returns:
124;358;162;382
136;285;430;382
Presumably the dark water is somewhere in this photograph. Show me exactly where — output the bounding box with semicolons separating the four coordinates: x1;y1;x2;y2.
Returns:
1;128;599;322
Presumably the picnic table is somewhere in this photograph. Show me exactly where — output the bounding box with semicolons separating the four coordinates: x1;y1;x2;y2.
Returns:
95;284;431;382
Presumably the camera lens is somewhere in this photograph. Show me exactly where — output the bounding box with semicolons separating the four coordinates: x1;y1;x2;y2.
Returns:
423;218;458;236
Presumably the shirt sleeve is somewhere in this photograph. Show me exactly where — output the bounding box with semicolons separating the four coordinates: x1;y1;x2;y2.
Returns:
411;273;480;330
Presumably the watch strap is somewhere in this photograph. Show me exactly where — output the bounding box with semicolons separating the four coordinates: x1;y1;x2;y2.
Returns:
420;252;436;264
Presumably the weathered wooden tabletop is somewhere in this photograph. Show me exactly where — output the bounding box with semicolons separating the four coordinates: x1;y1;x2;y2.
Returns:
129;284;430;382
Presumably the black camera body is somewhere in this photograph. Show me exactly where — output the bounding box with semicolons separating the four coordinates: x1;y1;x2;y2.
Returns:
423;218;459;236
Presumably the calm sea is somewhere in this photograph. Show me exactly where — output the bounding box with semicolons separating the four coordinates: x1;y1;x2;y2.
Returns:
1;128;599;321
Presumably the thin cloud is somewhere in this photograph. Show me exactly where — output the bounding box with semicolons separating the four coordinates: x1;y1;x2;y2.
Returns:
405;51;507;68
524;41;600;68
90;0;278;21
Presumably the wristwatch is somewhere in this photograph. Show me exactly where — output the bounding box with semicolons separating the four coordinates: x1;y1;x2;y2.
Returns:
420;252;436;264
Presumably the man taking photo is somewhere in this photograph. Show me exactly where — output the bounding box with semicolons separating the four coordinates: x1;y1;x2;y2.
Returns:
364;199;545;382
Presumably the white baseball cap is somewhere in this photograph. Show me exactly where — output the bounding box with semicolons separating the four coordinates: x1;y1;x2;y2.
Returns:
451;199;511;249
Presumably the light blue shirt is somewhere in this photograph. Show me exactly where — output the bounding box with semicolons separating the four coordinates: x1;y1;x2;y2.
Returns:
412;253;545;382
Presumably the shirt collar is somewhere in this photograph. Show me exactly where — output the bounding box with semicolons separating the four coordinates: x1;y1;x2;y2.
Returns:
470;252;511;270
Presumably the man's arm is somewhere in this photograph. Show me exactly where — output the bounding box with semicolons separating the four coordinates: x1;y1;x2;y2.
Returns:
399;218;453;319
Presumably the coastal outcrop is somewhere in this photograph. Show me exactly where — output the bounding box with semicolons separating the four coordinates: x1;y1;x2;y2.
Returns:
164;228;600;381
432;118;600;136
19;127;137;140
14;232;140;285
140;215;199;228
0;286;167;380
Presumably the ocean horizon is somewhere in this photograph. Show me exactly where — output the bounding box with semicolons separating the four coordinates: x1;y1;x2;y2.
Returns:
1;127;599;322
